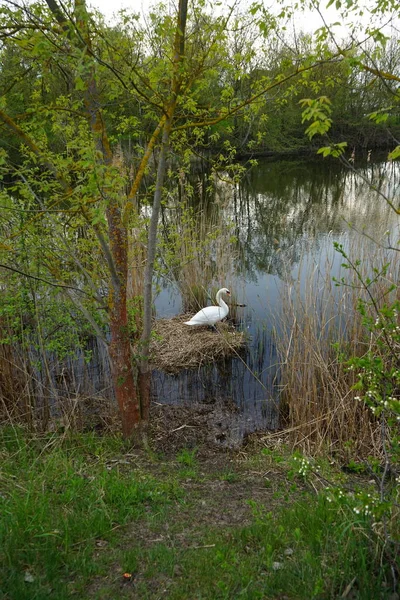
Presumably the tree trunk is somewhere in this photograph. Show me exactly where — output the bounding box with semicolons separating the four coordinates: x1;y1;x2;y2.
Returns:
139;120;172;420
138;0;188;419
73;0;142;438
106;203;141;437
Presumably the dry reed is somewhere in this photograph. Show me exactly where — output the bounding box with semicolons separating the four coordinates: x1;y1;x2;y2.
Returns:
0;339;32;426
150;314;246;374
160;175;241;316
0;311;115;432
275;234;400;457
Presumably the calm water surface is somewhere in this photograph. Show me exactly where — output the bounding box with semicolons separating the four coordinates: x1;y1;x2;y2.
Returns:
152;155;400;434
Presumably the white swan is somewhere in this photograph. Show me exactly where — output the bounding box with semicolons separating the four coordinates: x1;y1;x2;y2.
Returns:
184;288;231;326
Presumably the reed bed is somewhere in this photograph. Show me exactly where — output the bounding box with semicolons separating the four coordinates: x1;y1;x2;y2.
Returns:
275;233;400;457
160;176;242;317
0;337;33;426
150;314;246;374
0;315;115;432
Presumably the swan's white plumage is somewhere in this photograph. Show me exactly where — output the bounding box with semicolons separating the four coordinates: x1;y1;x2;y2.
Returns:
184;288;230;326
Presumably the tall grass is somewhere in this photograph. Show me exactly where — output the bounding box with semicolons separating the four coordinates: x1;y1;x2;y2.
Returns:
160;176;243;319
275;232;400;456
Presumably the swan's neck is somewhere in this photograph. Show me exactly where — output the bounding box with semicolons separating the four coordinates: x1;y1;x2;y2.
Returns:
216;291;228;311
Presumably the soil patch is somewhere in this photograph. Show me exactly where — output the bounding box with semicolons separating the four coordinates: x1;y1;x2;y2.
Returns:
87;446;295;600
149;400;248;455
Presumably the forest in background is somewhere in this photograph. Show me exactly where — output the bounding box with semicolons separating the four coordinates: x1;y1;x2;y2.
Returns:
1;1;400;163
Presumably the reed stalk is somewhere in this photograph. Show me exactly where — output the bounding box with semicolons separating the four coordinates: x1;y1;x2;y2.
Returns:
275;233;400;457
161;176;241;316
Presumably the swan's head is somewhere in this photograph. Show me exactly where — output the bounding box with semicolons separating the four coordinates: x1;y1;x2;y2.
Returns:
219;287;230;296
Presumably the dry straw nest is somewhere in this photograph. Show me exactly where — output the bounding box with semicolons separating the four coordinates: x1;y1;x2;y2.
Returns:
150;314;247;374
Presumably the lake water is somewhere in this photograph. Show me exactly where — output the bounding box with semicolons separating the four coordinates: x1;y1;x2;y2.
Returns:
151;154;400;435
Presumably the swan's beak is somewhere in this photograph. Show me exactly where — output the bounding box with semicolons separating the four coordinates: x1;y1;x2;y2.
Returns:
226;290;231;295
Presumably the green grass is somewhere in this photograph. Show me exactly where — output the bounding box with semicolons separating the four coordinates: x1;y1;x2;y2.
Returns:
0;427;181;599
0;427;394;599
124;501;388;600
176;447;198;468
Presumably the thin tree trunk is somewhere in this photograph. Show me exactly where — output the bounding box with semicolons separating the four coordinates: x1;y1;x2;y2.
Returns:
139;120;172;420
138;0;188;419
73;0;141;438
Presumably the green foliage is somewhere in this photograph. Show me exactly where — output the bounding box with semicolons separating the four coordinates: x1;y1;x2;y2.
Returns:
388;145;400;161
246;493;393;599
1;428;396;599
176;447;198;467
317;141;348;157
369;108;391;124
333;242;400;427
0;273;103;359
327;239;400;585
299;96;333;139
127;295;143;336
1;0;400;440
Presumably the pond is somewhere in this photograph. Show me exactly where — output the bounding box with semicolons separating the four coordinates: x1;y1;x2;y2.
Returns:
152;153;400;436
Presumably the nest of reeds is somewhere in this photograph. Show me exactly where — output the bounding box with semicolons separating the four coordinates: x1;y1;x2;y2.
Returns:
150;314;247;374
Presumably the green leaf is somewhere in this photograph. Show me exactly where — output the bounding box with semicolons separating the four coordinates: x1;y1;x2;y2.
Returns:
388;146;400;161
75;76;86;91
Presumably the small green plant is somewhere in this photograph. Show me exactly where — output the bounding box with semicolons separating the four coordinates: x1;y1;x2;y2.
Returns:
127;295;143;336
176;447;198;468
343;459;366;474
219;470;239;483
331;241;400;590
299;95;333;139
261;447;286;464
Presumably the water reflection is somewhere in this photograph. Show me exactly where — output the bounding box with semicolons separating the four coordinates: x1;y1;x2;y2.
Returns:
234;158;399;279
153;156;400;435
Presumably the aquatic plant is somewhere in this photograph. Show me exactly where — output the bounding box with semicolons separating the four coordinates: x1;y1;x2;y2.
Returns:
158;173;242;316
275;231;400;457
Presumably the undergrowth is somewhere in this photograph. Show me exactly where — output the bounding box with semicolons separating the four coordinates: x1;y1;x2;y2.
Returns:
0;428;180;599
0;428;397;599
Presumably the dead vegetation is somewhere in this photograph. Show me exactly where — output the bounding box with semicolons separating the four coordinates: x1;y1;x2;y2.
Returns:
275;238;400;458
149;400;245;454
149;314;247;374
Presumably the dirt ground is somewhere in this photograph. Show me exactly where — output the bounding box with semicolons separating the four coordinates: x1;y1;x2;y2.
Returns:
85;393;277;455
140;403;296;541
87;403;296;599
97;399;294;540
149;400;256;455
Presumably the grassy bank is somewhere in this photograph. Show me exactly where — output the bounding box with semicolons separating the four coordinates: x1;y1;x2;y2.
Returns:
0;427;396;599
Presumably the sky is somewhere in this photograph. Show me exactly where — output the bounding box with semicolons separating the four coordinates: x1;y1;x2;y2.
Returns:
89;0;149;16
90;0;339;28
3;0;391;40
86;0;343;31
86;0;394;41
